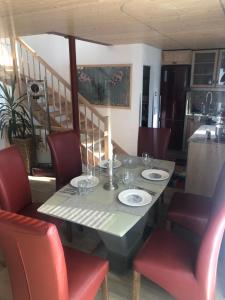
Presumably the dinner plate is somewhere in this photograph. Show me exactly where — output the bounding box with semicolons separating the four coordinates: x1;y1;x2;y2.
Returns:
141;169;170;181
70;175;99;188
99;159;122;169
118;189;152;207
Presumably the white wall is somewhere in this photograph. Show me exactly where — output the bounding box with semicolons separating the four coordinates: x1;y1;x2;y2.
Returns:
22;34;161;155
22;35;70;81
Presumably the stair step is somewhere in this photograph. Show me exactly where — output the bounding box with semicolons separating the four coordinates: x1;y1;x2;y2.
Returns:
80;138;104;148
55;115;68;122
80;128;100;134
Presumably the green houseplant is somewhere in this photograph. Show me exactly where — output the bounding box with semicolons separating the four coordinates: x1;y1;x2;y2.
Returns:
0;78;34;172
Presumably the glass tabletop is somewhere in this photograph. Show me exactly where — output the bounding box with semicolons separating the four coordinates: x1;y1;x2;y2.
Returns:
38;157;175;237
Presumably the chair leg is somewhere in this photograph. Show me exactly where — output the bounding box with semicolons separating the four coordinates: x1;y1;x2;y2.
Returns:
101;275;109;300
132;270;141;300
65;221;73;242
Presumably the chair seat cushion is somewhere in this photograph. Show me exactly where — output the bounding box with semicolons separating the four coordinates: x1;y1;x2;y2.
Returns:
167;192;211;235
134;229;200;300
20;202;63;228
64;246;108;300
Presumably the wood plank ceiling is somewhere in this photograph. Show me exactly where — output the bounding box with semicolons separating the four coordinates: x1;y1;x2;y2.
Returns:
0;0;225;50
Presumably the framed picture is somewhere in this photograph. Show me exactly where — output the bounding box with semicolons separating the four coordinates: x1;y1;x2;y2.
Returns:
77;64;131;108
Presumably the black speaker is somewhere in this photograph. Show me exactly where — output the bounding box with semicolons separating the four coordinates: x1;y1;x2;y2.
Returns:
26;80;45;97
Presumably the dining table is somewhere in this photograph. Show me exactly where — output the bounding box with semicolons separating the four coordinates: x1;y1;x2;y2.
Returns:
38;155;175;273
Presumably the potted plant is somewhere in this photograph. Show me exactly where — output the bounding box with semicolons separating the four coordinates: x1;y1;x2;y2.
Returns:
0;78;34;173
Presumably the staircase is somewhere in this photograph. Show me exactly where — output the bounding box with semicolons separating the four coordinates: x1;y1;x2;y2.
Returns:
0;37;126;166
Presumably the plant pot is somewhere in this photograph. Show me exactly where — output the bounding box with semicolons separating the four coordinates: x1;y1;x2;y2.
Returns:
12;137;36;174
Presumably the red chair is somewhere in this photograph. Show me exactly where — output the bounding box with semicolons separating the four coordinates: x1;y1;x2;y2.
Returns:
0;145;62;227
137;127;171;159
0;210;109;300
132;201;225;300
47;130;82;191
167;161;225;235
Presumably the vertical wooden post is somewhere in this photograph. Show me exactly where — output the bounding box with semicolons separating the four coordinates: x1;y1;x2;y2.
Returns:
101;276;109;300
10;37;21;95
132;271;141;300
68;36;80;134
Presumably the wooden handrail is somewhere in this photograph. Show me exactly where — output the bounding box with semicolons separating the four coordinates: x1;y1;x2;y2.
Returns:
78;93;108;124
17;37;110;127
14;37;128;159
16;37;71;90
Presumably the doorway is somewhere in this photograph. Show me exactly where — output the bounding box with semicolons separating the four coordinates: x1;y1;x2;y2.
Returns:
160;65;190;150
141;65;151;127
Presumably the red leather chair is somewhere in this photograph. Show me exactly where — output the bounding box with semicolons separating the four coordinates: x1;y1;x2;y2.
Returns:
47;130;82;191
0;145;62;227
0;210;109;300
167;161;225;235
137;127;171;159
132;201;225;300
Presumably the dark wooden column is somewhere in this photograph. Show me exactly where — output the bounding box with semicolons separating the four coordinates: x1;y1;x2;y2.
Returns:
68;36;80;133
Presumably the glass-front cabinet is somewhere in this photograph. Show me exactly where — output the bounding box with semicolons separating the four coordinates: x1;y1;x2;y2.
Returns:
217;50;225;87
191;50;218;87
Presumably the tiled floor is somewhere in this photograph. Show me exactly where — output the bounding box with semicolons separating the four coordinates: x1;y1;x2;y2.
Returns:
0;176;224;300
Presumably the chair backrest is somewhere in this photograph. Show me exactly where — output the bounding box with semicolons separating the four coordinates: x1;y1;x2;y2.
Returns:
0;209;69;300
47;130;82;190
196;201;225;300
137;127;171;159
0;146;32;212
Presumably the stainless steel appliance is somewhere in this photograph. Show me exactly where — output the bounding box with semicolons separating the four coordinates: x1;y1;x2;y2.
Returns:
215;112;225;139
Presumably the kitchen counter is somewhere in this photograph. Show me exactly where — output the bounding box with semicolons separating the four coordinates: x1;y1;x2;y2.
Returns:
185;125;225;197
188;125;216;143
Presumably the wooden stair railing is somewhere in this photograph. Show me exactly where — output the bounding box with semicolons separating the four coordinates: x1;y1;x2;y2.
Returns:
15;37;72;130
0;37;127;165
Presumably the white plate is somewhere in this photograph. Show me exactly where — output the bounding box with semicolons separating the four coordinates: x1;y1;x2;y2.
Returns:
141;169;170;181
99;160;122;169
70;175;99;188
118;189;152;207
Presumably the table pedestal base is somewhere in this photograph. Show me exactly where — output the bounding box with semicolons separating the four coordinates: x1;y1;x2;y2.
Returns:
98;214;148;274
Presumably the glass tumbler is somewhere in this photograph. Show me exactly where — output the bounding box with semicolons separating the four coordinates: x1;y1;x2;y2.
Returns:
78;180;88;196
142;152;152;169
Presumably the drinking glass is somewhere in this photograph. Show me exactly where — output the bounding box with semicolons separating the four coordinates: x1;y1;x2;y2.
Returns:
142;152;152;169
152;158;160;169
78;180;88;196
86;164;95;186
122;169;136;189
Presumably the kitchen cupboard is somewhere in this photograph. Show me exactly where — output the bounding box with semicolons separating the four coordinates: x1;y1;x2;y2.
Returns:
185;125;225;197
191;49;225;88
191;50;218;87
162;50;192;65
217;50;225;86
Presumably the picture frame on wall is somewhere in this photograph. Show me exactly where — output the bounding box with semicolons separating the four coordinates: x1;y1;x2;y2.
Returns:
77;64;131;108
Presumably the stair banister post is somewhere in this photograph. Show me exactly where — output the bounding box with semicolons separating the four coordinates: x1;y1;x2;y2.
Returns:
10;37;21;95
68;36;80;136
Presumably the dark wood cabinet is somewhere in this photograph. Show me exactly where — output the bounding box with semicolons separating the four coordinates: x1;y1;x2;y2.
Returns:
160;65;191;150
